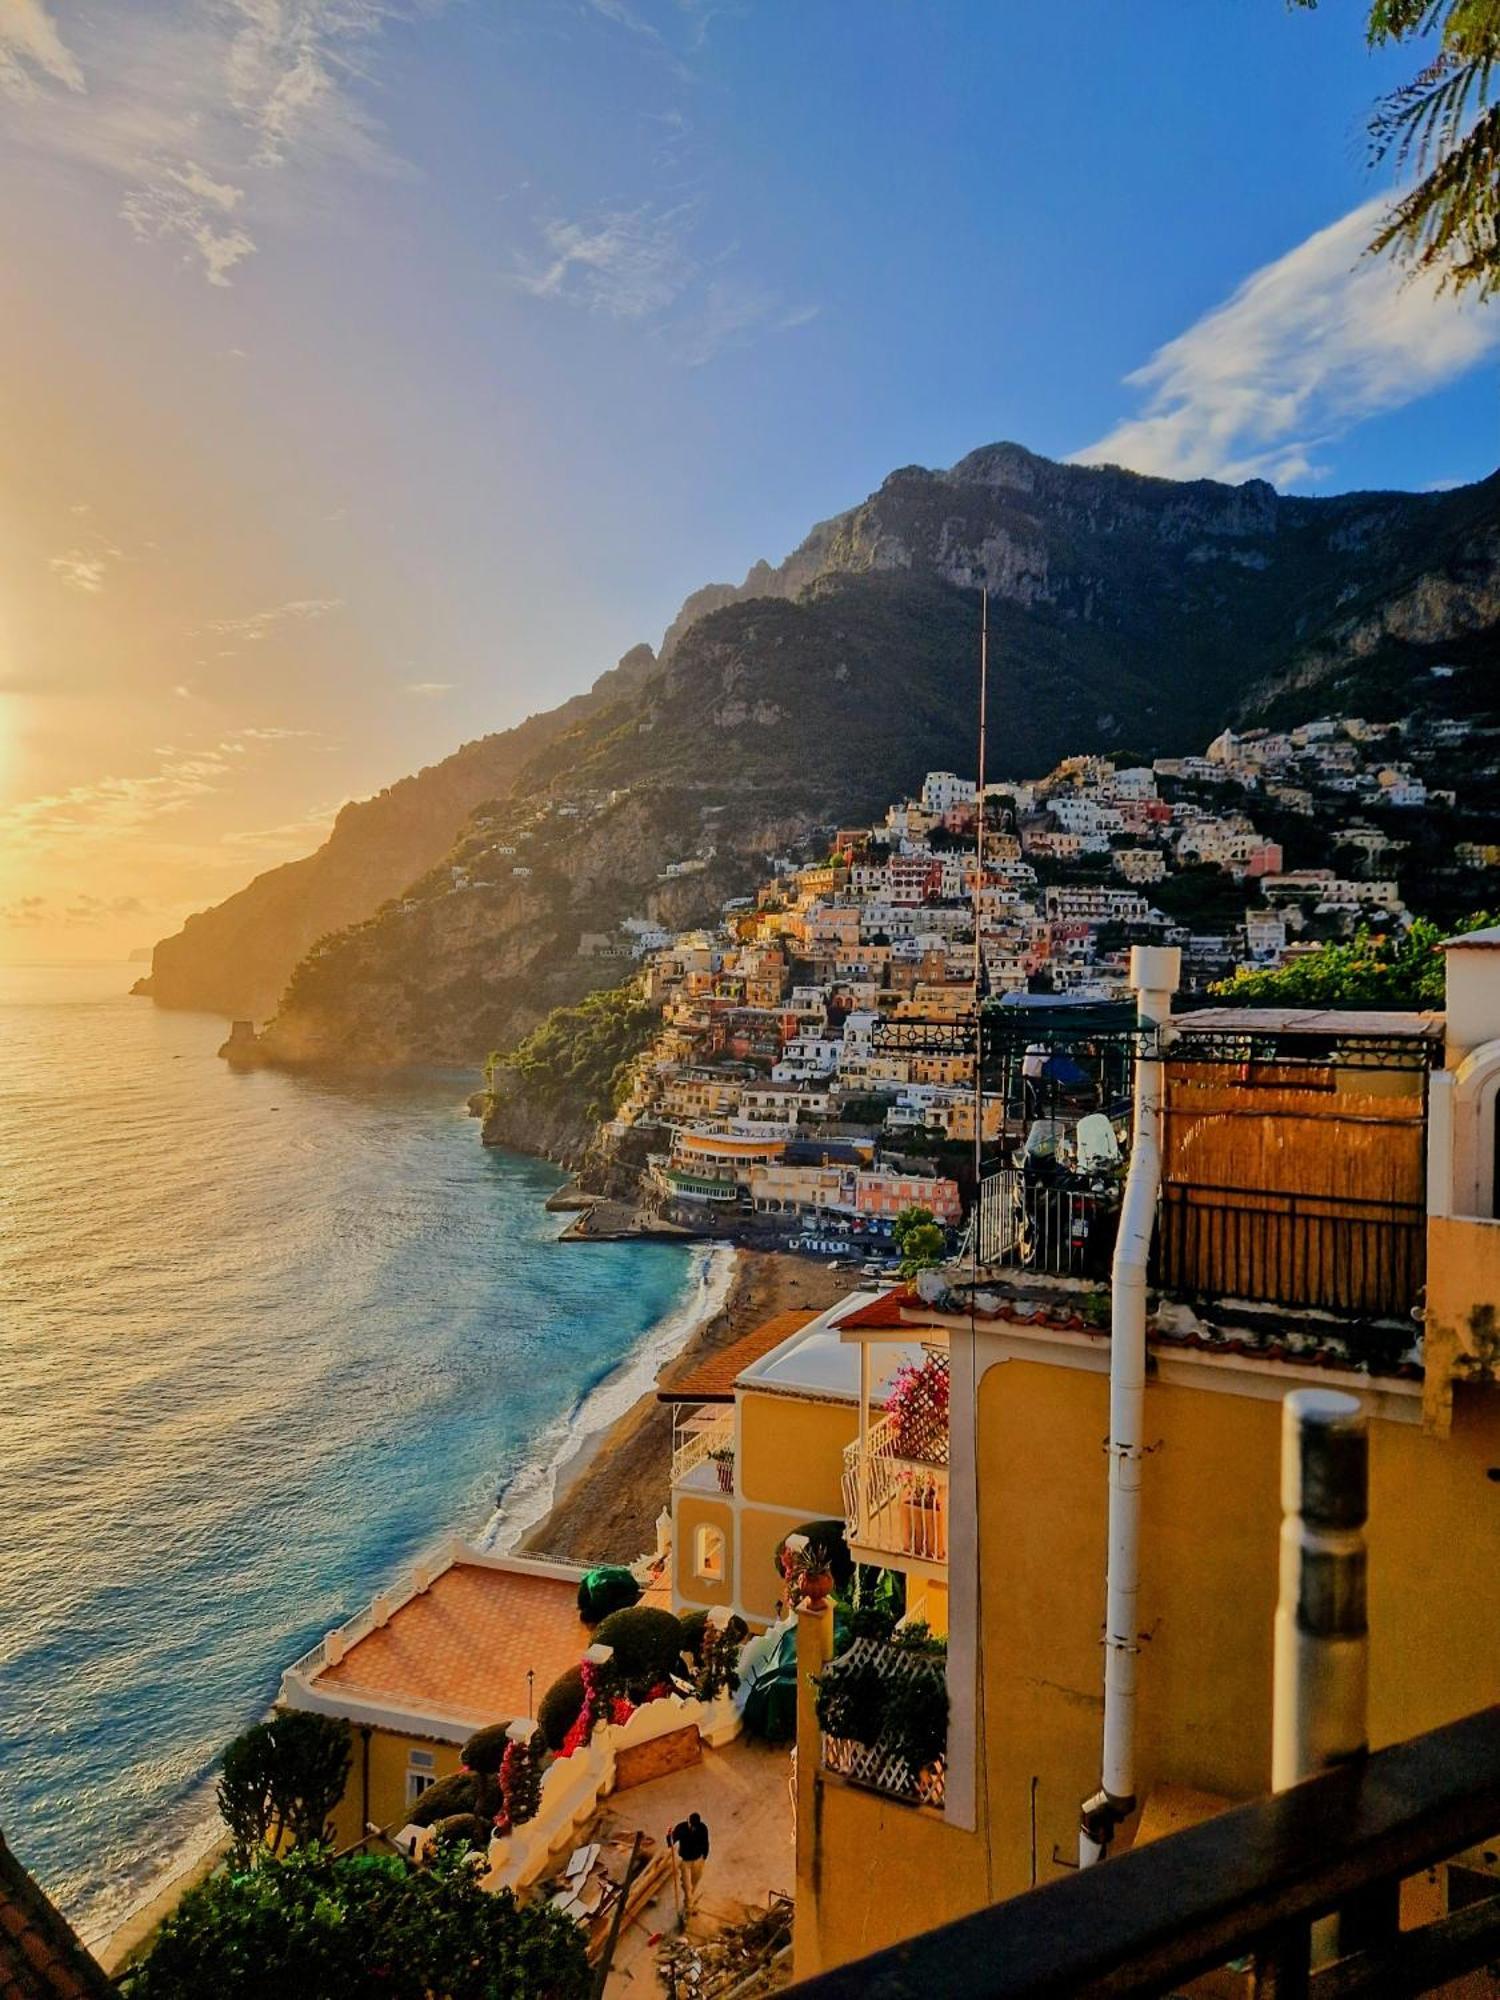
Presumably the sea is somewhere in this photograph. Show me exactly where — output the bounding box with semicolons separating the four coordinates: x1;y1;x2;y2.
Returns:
0;961;730;1944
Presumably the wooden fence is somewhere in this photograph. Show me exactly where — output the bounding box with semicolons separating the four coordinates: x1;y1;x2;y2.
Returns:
1158;1062;1427;1319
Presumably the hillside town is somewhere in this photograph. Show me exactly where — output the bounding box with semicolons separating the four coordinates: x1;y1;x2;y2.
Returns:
562;708;1497;1246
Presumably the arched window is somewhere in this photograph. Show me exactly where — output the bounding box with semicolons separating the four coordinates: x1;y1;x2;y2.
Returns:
693;1524;726;1584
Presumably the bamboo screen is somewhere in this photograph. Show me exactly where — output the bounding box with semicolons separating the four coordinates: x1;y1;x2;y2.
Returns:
1158;1061;1426;1317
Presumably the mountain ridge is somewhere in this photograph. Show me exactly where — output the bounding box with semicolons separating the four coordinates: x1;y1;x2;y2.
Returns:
138;441;1500;1043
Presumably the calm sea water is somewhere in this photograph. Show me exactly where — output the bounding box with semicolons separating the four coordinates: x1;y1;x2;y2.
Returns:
0;963;711;1939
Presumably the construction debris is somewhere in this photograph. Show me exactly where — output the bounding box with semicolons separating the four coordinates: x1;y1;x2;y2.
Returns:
656;1894;794;1999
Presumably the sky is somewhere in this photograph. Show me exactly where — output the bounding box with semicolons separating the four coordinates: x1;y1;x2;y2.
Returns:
1;0;1496;963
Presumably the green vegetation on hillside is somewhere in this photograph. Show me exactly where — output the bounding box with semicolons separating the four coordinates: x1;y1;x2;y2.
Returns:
490;983;658;1123
1210;913;1496;1010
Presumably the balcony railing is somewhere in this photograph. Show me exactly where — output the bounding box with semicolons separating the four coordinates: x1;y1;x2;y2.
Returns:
977;1165;1118;1279
671;1407;735;1490
842;1412;949;1566
819;1635;947;1810
793;1703;1500;1999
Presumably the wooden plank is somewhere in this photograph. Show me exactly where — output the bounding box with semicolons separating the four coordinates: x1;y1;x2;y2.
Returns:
614;1724;702;1792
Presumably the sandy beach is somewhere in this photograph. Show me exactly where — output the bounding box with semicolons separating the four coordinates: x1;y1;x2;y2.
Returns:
519;1248;854;1565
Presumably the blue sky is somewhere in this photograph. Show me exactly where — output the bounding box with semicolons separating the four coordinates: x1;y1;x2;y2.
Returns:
0;0;1495;954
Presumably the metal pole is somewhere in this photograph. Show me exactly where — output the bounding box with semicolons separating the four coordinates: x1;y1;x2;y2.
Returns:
1272;1388;1369;1792
972;587;989;1281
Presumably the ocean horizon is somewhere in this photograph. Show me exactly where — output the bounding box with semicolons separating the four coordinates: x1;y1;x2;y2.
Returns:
0;961;721;1944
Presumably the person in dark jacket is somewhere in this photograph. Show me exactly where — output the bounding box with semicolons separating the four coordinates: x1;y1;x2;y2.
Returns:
667;1812;710;1923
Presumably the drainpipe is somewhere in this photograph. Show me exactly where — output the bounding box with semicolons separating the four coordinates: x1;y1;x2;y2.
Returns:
1080;944;1180;1868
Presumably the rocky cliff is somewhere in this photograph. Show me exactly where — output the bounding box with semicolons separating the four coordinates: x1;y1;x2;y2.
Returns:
135;641;662;1019
153;440;1498;1065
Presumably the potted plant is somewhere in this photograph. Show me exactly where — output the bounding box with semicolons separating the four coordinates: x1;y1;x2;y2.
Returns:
883;1664;949;1782
780;1533;836;1611
708;1444;735;1492
883;1354;950;1462
814;1655;887;1748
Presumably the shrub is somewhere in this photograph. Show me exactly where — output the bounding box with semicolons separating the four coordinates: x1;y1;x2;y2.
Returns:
460;1721;517;1777
883;1665;949;1772
577;1566;642;1625
429;1813;490;1851
592;1607;686;1691
842;1601;897;1645
406;1772;477;1827
676;1609;710;1663
537;1666;586;1752
814;1657;886;1746
119;1842;590;1999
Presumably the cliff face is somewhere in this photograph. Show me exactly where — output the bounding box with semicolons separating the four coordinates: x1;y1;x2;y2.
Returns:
157;440;1498;1069
135;642;662;1019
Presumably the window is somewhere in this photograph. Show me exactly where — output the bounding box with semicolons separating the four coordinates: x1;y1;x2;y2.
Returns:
405;1749;436;1806
693;1524;726;1584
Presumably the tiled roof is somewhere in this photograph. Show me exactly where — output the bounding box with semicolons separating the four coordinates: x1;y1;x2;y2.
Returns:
311;1562;592;1726
0;1832;115;2000
833;1287;919;1330
657;1309;821;1402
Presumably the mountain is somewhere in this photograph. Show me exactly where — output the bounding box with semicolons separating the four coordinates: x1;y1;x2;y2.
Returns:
148;441;1500;1060
134;642;661;1019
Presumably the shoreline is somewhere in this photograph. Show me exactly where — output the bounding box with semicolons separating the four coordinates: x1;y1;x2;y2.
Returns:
515;1245;858;1566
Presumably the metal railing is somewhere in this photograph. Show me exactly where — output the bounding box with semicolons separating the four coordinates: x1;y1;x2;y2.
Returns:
819;1636;947;1810
1158;1180;1426;1319
976;1166;1117;1278
793;1704;1500;1998
670;1408;736;1488
841;1413;949;1565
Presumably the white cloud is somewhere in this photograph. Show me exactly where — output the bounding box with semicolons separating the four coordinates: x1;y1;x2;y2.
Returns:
220;800;343;851
404;680;454;696
49;547;113;593
201;597;344;641
0;1;437;285
669;280;820;366
0;0;84;101
1074;198;1500;488
513;202;698;320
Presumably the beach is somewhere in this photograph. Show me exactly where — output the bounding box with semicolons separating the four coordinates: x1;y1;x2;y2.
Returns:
518;1247;855;1565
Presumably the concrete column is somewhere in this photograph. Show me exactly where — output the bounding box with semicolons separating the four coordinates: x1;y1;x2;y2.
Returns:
793;1600;835;1984
1273;1389;1369;1792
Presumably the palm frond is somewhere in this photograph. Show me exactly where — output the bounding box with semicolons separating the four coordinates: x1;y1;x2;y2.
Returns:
1369;96;1500;294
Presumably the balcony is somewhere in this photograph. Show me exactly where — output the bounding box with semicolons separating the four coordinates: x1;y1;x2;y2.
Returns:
842;1406;949;1574
817;1634;947;1811
670;1407;736;1493
976;1162;1120;1281
794;1703;1500;1999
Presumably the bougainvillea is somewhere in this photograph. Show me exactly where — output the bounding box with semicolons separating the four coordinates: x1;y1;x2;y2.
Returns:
883;1354;950;1461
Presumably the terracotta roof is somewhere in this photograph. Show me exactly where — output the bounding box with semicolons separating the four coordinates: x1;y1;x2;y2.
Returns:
833;1287;919;1330
0;1831;115;2000
658;1309;821;1402
311;1562;591;1725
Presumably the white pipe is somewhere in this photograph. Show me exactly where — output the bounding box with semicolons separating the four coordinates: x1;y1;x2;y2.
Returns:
1080;944;1180;1868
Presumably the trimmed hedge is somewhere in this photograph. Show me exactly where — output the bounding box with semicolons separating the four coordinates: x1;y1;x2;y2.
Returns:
577;1567;642;1625
429;1812;490;1851
460;1722;517;1776
676;1609;710;1663
537;1666;586;1752
592;1607;685;1690
407;1772;477;1827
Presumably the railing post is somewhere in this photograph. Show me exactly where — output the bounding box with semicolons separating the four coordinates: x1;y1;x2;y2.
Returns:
1272;1388;1394;1967
1273;1388;1369;1791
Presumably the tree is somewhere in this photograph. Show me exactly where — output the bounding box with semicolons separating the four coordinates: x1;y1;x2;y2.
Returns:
1297;0;1500;297
216;1712;352;1863
892;1204;947;1275
120;1842;590;2000
1210;912;1495;1010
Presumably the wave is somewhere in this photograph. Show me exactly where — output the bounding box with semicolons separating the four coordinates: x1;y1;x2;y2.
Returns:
475;1240;739;1556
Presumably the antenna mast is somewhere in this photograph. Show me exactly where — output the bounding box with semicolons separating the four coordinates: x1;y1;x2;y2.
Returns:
971;587;990;1275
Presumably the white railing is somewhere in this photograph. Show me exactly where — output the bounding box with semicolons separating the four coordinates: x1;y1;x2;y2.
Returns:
820;1636;947;1808
671;1407;736;1489
281;1530;468;1684
842;1413;949;1565
977;1165;1114;1276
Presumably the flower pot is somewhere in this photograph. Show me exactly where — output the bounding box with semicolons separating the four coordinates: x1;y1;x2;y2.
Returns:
797;1568;835;1611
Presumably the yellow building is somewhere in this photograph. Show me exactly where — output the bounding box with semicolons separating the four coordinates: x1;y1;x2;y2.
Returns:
278;1546;592;1850
662;1301;945;1633
793;933;1500;1979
